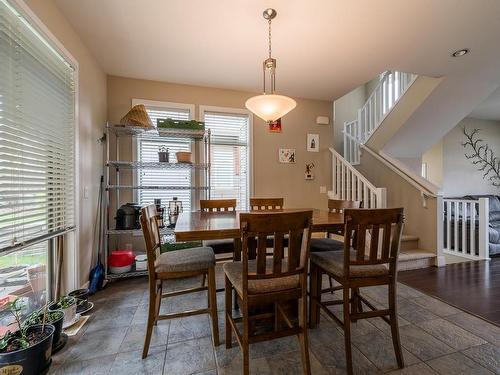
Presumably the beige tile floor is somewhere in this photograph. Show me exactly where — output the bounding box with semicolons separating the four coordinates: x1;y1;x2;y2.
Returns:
49;266;500;374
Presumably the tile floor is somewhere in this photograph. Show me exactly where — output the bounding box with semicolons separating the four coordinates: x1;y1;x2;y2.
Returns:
49;266;500;374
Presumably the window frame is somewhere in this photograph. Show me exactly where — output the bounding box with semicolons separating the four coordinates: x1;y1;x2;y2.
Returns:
5;0;80;292
131;99;196;209
199;105;253;209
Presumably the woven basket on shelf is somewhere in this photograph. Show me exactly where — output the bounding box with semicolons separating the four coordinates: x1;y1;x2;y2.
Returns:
119;104;154;129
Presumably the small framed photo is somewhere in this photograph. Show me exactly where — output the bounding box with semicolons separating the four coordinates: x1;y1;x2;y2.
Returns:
279;148;296;163
307;133;319;152
268;118;282;133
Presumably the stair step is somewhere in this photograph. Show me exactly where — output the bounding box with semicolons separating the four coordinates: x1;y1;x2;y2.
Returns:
400;234;419;252
398;249;436;271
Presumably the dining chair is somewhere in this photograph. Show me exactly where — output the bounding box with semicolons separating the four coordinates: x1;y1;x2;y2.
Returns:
200;199;237;212
309;208;405;374
224;210;313;375
200;199;238;259
250;198;287;250
310;199;361;294
249;197;284;211
140;204;219;358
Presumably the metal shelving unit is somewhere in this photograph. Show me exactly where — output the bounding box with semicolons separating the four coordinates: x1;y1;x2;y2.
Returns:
103;123;211;281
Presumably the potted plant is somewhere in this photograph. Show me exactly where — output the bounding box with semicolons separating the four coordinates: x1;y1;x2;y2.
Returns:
0;299;54;375
23;307;64;352
48;296;76;327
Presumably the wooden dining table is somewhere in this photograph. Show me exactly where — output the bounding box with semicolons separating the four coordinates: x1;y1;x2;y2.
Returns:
174;208;344;261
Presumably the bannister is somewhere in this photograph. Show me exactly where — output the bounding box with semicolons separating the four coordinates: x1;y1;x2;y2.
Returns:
343;71;417;164
360;145;440;202
438;197;490;260
329;148;386;208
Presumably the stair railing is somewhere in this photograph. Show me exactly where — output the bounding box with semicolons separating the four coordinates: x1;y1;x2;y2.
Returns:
438;197;490;260
343;71;417;164
330;147;386;208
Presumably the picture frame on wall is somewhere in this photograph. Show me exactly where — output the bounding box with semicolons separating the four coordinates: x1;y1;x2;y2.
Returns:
268;118;282;133
279;148;296;163
307;133;319;152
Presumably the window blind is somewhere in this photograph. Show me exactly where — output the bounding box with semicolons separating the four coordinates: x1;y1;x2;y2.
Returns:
137;106;192;211
203;111;249;210
0;0;76;251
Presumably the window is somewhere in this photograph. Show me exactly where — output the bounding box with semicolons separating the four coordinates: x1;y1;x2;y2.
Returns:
134;101;194;211
0;0;76;320
201;108;251;210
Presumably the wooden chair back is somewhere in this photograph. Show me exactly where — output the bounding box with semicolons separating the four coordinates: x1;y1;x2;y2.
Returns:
328;199;361;213
343;208;404;277
140;204;161;275
239;211;313;295
250;198;284;211
200;199;237;212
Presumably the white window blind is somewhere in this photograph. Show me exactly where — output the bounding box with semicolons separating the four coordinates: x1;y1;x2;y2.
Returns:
137;106;192;211
203;111;249;210
0;0;76;251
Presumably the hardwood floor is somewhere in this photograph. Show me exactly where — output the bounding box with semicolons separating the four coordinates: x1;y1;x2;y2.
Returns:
399;257;500;326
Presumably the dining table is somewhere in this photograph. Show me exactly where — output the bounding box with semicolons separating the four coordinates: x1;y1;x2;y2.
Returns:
174;208;345;261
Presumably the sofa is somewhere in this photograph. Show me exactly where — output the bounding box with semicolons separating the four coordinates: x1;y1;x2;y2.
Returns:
444;195;500;256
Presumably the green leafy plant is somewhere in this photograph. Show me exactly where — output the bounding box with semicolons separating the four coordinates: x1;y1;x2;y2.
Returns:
462;127;500;188
0;298;30;351
23;306;62;328
56;296;76;309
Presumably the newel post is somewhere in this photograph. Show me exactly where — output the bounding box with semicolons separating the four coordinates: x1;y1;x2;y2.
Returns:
478;198;490;260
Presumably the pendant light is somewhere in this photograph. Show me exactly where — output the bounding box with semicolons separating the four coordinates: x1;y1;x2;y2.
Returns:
245;8;296;123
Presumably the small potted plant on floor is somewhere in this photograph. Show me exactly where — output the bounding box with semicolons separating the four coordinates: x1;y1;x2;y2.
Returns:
48;296;76;327
24;306;64;352
0;298;55;375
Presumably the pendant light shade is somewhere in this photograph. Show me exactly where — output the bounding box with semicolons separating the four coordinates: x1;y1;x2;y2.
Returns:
246;9;296;123
245;94;296;123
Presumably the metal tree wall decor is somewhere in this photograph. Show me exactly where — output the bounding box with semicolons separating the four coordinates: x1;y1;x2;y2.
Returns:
462;127;500;188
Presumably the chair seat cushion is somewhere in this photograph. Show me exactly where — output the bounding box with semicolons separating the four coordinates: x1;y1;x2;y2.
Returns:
310;238;344;252
311;250;388;279
223;259;299;295
204;239;234;254
155;247;215;273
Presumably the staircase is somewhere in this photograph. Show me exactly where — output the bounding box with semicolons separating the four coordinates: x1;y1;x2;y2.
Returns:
343;71;417;165
331;71;438;269
330;147;437;270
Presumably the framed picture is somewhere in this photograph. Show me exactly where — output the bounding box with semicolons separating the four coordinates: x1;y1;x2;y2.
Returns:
279;148;296;163
268;118;282;133
307;133;319;152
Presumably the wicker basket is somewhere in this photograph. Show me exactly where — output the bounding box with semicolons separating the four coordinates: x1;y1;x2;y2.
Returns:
120;104;154;129
176;151;193;163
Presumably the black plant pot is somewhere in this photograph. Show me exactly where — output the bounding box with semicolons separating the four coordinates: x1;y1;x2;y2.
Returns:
0;324;54;375
68;288;89;303
48;312;64;350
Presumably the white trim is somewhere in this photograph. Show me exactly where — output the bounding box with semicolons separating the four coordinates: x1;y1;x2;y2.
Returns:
11;0;80;290
199;105;254;206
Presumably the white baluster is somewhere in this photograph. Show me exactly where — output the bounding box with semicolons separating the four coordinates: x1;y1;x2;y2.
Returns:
470;201;476;256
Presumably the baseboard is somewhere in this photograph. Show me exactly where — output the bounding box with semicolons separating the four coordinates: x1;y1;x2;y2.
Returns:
435;255;446;267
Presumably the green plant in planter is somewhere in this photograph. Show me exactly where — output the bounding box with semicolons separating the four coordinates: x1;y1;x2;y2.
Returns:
0;298;30;351
23;307;63;328
57;296;76;309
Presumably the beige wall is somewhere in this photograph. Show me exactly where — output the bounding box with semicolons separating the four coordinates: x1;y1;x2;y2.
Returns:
25;0;107;289
442;117;500;196
357;151;437;252
333;86;365;153
422;140;443;187
107;75;333;213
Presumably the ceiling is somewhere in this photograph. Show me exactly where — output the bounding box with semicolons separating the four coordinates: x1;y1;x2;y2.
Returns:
470;86;500;120
55;0;500;101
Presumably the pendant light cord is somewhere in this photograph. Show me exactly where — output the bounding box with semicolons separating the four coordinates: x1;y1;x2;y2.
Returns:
268;19;272;59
